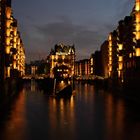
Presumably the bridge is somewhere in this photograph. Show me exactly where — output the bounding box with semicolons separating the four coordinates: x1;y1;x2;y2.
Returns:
75;75;104;81
22;74;105;81
22;74;49;80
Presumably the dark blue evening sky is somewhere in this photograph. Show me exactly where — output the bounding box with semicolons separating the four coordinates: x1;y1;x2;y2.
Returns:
12;0;134;62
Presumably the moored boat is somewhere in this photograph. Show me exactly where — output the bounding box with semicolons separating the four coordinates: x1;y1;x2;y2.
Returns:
55;84;72;97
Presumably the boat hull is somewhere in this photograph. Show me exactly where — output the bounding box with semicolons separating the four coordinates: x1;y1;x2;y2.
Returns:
55;84;72;98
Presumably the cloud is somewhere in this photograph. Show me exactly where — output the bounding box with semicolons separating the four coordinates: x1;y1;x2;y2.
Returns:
13;0;134;63
116;0;134;18
35;17;110;60
21;15;117;62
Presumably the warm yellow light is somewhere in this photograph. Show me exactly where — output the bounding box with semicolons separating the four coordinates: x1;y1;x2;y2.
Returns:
109;66;112;72
62;55;65;60
13;61;16;69
6;38;10;45
7;67;10;77
52;55;54;60
109;52;112;56
6;46;10;54
118;70;121;78
13;28;17;36
136;48;140;56
136;32;140;40
91;67;93;73
13;55;16;60
119;63;123;70
6;7;12;19
136;24;140;32
109;72;111;77
109;57;112;61
135;1;140;11
14;43;16;48
136;13;140;23
129;53;132;58
109;42;112;47
108;34;112;41
91;58;93;65
109;47;112;51
6;29;10;36
14;37;16;43
17;39;20;45
55;55;58;60
118;56;123;62
118;44;123;50
6;20;11;28
109;60;112;65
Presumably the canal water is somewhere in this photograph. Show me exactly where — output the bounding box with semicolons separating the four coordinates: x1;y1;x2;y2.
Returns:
0;80;140;140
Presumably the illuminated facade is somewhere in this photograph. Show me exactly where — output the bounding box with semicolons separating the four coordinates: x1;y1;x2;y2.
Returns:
107;31;118;80
100;41;109;78
135;0;140;41
49;43;75;78
75;59;90;78
134;0;140;57
0;0;25;82
104;0;140;84
117;16;135;83
90;54;94;75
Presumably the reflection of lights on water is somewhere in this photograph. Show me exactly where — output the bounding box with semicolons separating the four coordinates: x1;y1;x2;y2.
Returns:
60;99;64;110
31;80;36;92
70;96;74;108
53;98;56;106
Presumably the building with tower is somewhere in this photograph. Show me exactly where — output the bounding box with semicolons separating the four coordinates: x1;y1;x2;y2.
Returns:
49;43;75;79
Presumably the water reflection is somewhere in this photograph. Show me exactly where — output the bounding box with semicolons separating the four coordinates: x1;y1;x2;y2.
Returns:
31;80;36;92
0;89;28;140
0;81;140;140
105;94;125;140
46;96;76;140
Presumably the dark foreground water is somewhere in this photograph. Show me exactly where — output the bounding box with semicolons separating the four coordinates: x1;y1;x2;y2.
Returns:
0;80;140;140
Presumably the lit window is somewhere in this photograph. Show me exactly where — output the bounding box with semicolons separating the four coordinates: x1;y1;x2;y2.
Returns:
136;48;140;56
109;66;112;71
118;56;123;61
109;57;112;61
118;44;123;50
119;63;123;70
118;70;121;78
135;2;140;11
129;53;132;58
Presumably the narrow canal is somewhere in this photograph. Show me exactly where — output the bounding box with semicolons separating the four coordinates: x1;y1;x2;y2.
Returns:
0;80;140;140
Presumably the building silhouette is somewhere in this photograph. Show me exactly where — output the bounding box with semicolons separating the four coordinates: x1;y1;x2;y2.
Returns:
0;0;25;83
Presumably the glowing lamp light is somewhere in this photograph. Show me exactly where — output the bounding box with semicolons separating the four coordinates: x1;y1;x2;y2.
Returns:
118;56;123;62
108;34;112;41
136;32;140;40
118;70;121;78
119;63;123;70
136;48;140;56
118;44;123;50
135;1;140;11
6;46;10;54
6;7;12;19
